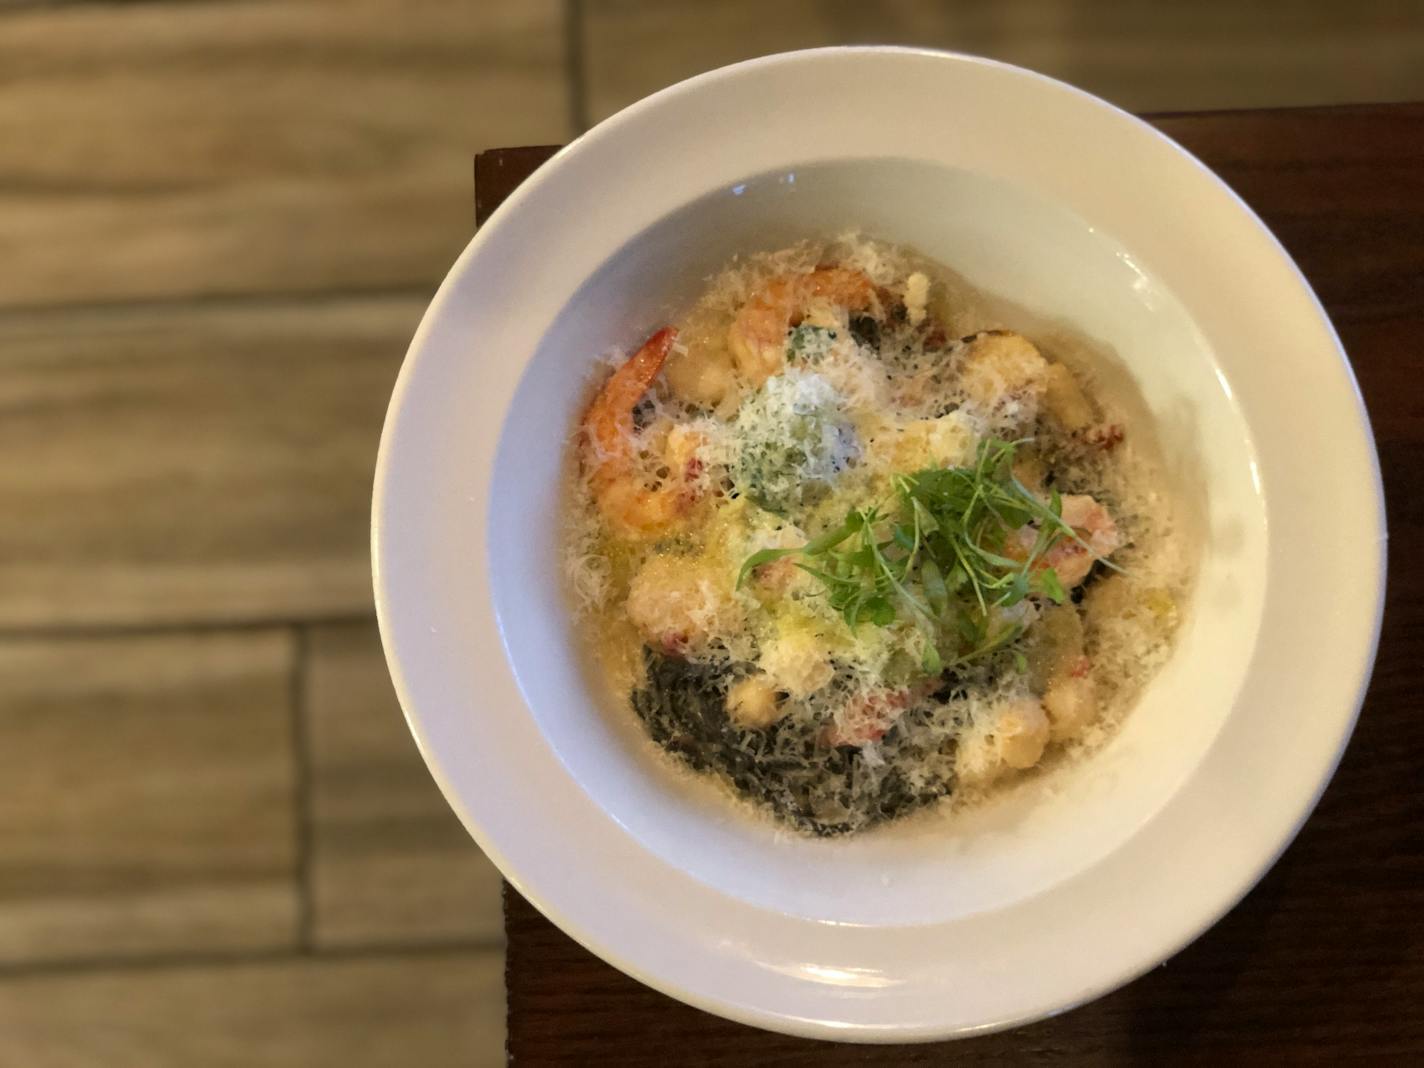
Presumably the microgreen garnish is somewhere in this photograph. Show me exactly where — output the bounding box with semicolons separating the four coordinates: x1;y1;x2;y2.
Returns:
737;438;1117;674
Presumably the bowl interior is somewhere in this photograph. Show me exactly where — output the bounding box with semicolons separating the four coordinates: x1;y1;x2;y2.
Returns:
377;48;1383;1039
488;158;1267;926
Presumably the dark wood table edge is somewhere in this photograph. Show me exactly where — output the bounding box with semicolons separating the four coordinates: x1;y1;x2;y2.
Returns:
473;101;1424;228
477;101;1424;1063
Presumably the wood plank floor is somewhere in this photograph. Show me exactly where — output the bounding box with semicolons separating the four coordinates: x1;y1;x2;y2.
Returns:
0;0;568;307
2;0;1420;1063
0;630;298;965
0;1;553;1061
0;297;419;627
578;0;1424;125
0;950;505;1068
305;622;505;950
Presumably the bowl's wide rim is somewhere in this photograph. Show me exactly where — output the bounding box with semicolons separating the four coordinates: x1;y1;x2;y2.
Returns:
372;46;1387;1043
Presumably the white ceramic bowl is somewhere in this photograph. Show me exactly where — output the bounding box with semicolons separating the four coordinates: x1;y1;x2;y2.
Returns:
373;48;1385;1041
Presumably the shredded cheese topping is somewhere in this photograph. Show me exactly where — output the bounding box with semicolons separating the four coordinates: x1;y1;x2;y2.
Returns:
563;234;1193;835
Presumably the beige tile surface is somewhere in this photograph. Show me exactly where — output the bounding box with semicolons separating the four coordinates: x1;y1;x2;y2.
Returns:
1;1;1412;1063
0;0;568;309
306;622;504;948
0;296;419;629
0;630;298;965
0;950;505;1068
582;0;1424;123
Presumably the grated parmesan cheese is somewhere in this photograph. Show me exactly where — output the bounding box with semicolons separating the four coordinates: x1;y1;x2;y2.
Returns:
560;233;1195;836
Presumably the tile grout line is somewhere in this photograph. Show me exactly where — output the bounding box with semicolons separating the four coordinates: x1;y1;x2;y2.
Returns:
0;281;438;324
290;624;315;953
563;0;590;135
0;611;375;642
0;0;254;17
0;938;509;982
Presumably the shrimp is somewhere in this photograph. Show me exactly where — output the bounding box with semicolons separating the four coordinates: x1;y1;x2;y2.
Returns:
1023;494;1123;588
582;327;701;540
727;266;881;386
823;688;911;748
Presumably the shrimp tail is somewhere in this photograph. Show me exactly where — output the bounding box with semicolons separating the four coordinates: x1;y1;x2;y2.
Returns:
585;327;677;458
582;326;705;540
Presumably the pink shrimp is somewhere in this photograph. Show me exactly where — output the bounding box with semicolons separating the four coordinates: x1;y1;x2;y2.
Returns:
822;688;912;748
1019;494;1123;588
727;266;881;386
581;327;701;540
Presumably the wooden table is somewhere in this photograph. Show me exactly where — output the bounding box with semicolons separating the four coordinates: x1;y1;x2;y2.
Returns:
479;103;1424;1064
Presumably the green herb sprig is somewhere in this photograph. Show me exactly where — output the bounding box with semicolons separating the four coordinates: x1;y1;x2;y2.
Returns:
737;438;1113;674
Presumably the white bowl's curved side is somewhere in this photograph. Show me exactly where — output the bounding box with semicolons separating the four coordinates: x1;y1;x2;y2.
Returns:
372;48;1386;1041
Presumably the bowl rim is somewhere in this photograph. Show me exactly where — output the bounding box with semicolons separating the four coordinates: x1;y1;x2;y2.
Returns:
372;45;1387;1042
